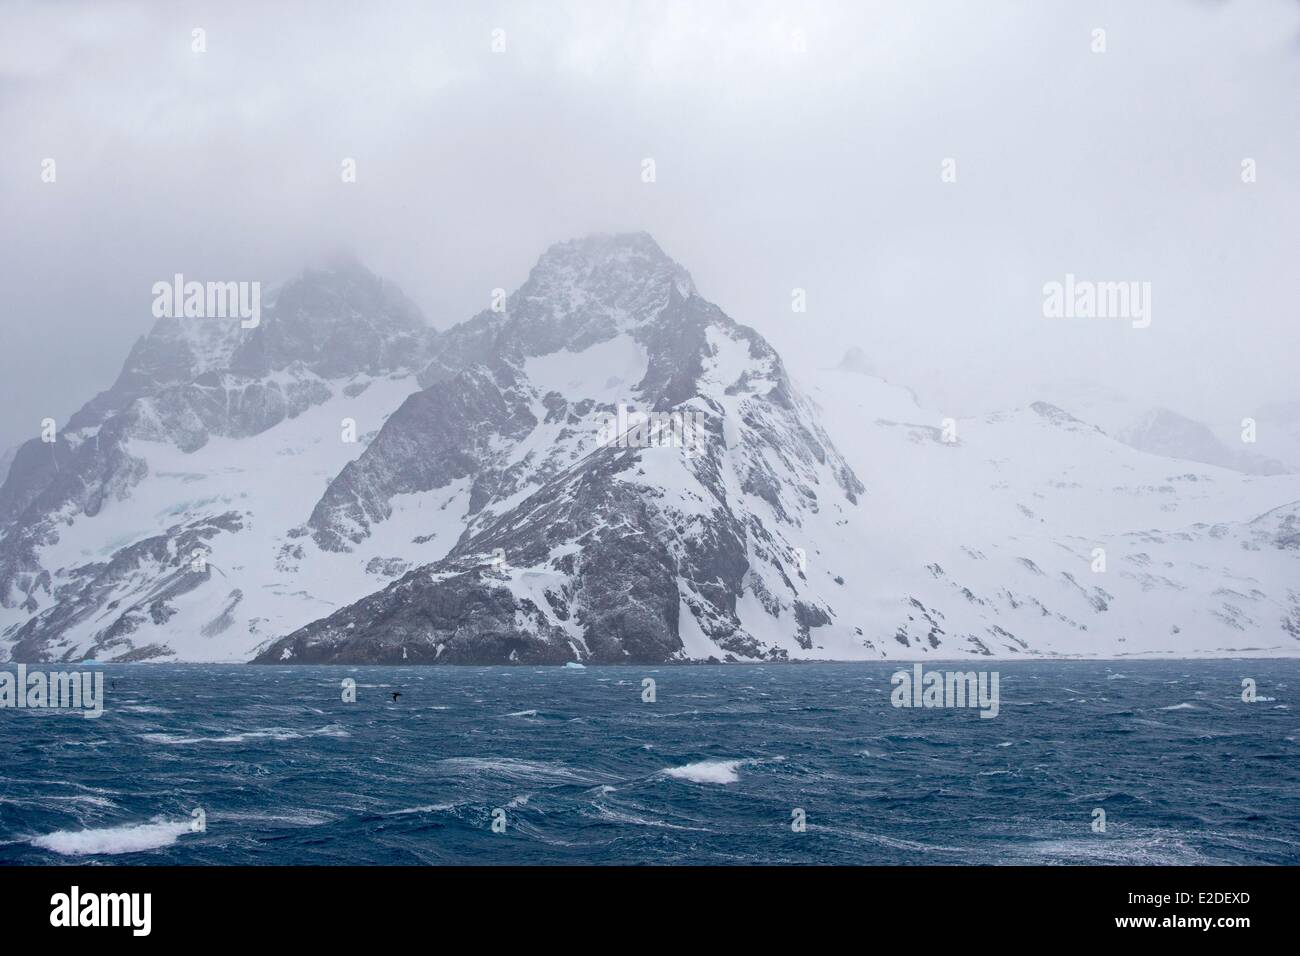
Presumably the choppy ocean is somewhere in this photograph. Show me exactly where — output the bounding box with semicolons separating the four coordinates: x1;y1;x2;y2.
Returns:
1;661;1296;865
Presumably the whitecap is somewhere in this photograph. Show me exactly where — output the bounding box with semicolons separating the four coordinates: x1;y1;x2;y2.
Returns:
139;724;348;745
436;756;595;785
216;810;334;827
31;818;193;856
589;804;710;831
661;759;747;784
385;804;457;816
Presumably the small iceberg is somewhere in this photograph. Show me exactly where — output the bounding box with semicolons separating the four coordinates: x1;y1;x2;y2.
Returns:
562;662;586;670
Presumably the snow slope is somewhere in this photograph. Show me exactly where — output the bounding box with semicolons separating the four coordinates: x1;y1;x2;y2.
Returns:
794;360;1300;658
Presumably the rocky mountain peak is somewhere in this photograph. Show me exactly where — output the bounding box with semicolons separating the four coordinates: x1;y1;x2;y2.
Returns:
836;346;875;376
105;257;431;402
417;232;698;383
231;259;432;379
530;231;691;285
505;232;694;351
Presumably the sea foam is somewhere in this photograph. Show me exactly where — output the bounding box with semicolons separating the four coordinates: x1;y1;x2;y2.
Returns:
31;818;193;856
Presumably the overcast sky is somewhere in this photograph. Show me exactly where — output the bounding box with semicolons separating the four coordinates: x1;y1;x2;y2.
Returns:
2;0;1298;456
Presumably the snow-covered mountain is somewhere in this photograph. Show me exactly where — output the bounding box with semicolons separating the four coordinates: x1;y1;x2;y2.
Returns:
796;362;1300;659
3;234;1299;664
257;233;865;663
1027;381;1289;476
0;257;438;661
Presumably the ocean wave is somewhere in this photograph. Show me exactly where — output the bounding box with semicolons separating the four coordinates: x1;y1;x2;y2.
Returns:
589;804;711;831
1023;834;1204;865
660;759;750;784
835;828;967;854
31;817;194;856
436;756;597;786
385;804;458;816
140;724;350;745
214;810;334;827
0;794;117;809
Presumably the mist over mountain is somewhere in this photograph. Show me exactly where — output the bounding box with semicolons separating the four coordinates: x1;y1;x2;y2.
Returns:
5;1;1299;470
2;234;1298;665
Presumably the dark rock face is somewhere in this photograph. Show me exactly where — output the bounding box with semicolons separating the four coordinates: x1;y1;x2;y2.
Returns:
308;364;537;550
263;570;575;665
